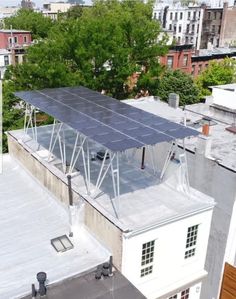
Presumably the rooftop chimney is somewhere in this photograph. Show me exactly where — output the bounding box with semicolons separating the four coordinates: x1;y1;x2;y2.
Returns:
168;93;179;109
202;124;210;136
196;135;212;157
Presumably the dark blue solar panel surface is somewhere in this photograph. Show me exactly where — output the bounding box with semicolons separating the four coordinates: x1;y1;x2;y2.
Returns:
14;86;199;151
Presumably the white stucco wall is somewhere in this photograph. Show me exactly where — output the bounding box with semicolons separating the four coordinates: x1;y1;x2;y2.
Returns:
187;152;236;299
121;210;213;299
212;87;236;110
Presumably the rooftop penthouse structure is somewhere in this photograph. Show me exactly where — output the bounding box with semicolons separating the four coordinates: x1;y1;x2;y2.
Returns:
9;87;215;299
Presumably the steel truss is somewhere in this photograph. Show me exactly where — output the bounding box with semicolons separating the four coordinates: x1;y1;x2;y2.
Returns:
23;104;190;211
160;139;190;195
23;103;37;142
46;120;121;202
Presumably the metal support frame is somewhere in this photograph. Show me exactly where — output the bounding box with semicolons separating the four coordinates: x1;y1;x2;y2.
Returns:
147;145;158;175
68;133;87;173
23;103;37;142
179;153;190;195
160;141;175;180
47;120;67;173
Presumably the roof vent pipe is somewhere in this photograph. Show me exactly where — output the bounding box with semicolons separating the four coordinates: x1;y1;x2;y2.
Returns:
168;93;179;109
37;272;47;297
31;284;36;298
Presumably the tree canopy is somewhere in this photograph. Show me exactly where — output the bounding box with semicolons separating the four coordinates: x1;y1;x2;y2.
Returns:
4;9;55;39
5;0;168;99
3;0;170;152
196;58;236;98
157;69;199;106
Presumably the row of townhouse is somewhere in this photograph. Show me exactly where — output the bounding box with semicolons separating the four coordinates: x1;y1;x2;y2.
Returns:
153;1;236;50
160;44;236;77
0;29;32;79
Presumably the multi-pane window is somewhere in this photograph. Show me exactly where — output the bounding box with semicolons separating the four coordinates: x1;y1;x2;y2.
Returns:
180;12;183;19
167;56;174;68
4;55;9;66
185;225;199;259
23;36;28;43
169;288;190;299
175;12;178;20
170;12;173;20
188;11;191;20
140;240;155;277
141;265;153;277
181;288;190;299
186;24;190;33
179;25;182;33
183;54;188;67
15;55;19;64
141;240;155;266
8;37;13;45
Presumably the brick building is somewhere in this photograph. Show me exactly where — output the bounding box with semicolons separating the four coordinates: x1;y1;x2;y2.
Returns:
0;29;32;49
220;2;236;47
191;47;236;77
160;44;194;73
200;6;223;48
200;3;236;49
160;45;236;77
0;29;32;78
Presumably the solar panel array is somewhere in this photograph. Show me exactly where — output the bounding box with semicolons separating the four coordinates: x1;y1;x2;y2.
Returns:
14;86;199;151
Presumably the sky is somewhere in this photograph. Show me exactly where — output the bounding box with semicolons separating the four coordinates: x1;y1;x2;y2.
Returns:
1;0;92;9
1;0;44;8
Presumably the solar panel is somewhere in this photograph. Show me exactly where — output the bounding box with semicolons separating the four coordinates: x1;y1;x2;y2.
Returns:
14;86;199;151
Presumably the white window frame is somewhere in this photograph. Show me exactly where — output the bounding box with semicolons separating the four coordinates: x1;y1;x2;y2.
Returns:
140;240;155;278
168;287;190;299
167;56;174;68
184;225;199;259
4;55;9;66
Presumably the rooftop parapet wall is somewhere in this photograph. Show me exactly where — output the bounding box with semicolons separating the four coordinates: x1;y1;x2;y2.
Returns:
7;132;123;270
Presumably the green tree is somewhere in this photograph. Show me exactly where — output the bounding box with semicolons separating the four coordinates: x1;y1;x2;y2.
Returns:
66;5;84;19
3;0;169;152
2;81;25;153
4;9;54;39
157;69;199;106
196;58;236;98
6;0;168;98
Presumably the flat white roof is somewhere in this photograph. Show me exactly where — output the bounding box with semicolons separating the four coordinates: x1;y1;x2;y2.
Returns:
124;97;236;172
9;127;215;234
0;155;109;299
